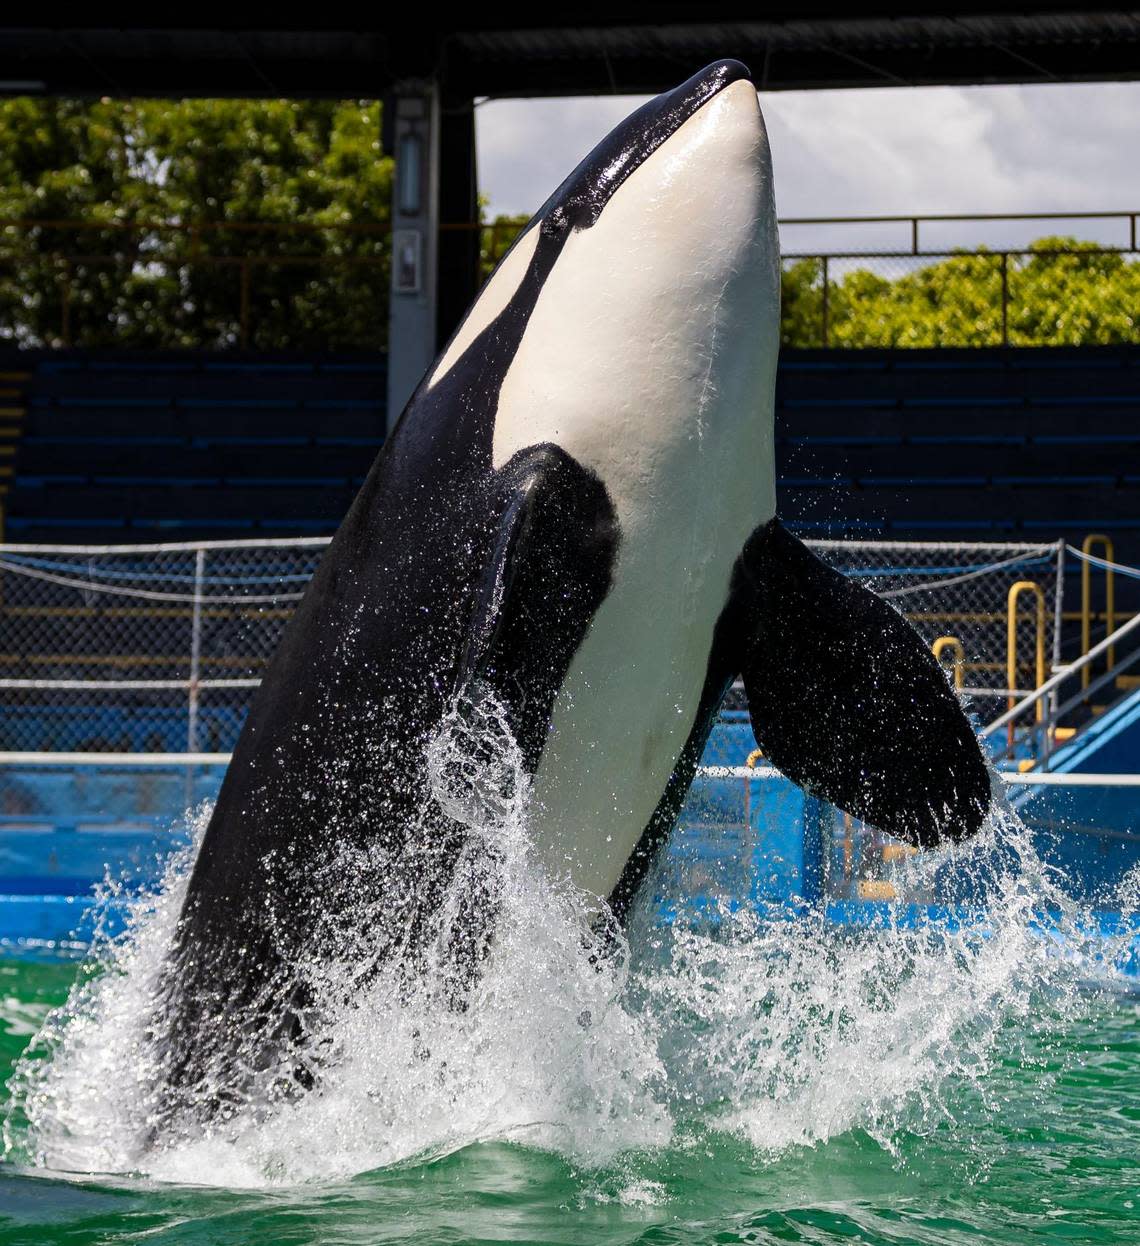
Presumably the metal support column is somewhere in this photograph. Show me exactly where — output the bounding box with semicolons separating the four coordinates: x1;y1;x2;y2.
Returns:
386;81;441;432
436;95;481;352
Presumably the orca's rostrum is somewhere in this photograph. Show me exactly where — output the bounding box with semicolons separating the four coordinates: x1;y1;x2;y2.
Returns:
157;61;991;1123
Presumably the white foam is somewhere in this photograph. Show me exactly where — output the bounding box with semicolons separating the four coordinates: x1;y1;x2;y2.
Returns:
3;708;1127;1188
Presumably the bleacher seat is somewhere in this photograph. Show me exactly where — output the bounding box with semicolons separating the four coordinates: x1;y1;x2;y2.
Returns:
776;345;1140;569
2;351;386;542
2;344;1138;581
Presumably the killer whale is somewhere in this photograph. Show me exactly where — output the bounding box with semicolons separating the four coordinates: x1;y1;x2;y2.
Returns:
154;60;991;1124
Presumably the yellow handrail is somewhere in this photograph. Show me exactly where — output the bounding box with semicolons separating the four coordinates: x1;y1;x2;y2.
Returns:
1081;533;1116;689
931;635;966;689
1007;580;1046;748
742;747;765;840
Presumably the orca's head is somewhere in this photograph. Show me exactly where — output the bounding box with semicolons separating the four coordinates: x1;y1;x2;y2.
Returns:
431;61;779;496
535;59;763;237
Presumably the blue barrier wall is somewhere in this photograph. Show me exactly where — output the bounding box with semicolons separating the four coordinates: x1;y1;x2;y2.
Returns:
0;760;823;946
0;756;1136;952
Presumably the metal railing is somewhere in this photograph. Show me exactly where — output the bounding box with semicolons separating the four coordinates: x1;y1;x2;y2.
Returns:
0;217;391;350
467;210;1140;349
782;245;1140;349
778;210;1140;254
981;610;1140;770
0;532;1130;769
0;535;1075;756
2;211;1139;351
0;216;510;350
786;210;1140;349
779;210;1140;348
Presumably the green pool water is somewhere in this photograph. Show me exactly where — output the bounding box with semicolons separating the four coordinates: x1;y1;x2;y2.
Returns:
1;952;1137;1246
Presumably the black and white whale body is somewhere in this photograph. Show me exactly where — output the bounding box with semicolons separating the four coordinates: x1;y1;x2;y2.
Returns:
155;61;990;1123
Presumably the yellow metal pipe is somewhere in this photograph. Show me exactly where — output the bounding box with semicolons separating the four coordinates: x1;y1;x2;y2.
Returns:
1007;580;1047;749
931;635;966;690
1080;533;1115;688
742;748;766;843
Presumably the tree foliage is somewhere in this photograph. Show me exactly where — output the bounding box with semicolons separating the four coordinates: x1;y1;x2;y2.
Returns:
781;238;1140;349
478;213;530;282
0;99;391;349
0;98;1135;353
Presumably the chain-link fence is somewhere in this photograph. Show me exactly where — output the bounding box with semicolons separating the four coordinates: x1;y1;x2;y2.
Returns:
812;540;1064;707
781;245;1140;349
0;539;325;753
0;536;1066;755
6;213;1139;352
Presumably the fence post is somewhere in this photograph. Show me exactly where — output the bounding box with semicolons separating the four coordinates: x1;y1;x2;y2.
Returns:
60;260;72;348
911;216;919;254
1000;253;1009;347
239;259;251;349
188;547;205;755
1046;539;1065;760
821;255;830;348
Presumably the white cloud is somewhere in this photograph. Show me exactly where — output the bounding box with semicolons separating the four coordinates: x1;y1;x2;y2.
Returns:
477;82;1140;252
475;95;640;216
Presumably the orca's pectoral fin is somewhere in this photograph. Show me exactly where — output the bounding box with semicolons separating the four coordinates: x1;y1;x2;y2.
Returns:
737;521;990;848
456;443;618;769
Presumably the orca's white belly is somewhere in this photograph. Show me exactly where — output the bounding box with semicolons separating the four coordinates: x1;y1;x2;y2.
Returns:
478;74;780;901
525;479;763;901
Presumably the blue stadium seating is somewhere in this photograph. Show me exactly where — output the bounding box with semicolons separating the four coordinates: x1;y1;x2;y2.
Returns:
3;351;386;541
776;346;1140;567
2;346;1138;575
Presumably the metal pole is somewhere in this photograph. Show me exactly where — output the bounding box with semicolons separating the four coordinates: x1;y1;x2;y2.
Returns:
184;547;207;808
1081;534;1115;688
188;547;204;755
1000;253;1009;346
911;216;919;254
821;255;829;347
1006;580;1047;756
1044;539;1065;765
239;259;251;349
387;81;442;430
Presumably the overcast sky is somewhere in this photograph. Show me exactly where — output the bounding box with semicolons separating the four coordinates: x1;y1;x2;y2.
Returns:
476;81;1140;252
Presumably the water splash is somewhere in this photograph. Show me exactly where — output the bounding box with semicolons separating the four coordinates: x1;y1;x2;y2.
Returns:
3;707;1130;1187
628;800;1110;1159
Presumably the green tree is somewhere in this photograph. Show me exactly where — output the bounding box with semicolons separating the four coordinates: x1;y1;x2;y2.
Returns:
0;99;391;349
779;257;825;349
478;212;529;282
1007;237;1140;345
781;238;1140;349
2;100;1137;354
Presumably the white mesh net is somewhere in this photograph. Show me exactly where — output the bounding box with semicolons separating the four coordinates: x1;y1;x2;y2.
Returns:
0;536;1064;755
0;539;325;754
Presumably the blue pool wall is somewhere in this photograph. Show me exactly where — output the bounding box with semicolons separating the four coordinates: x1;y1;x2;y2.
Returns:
1;709;1137;948
0;753;823;946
